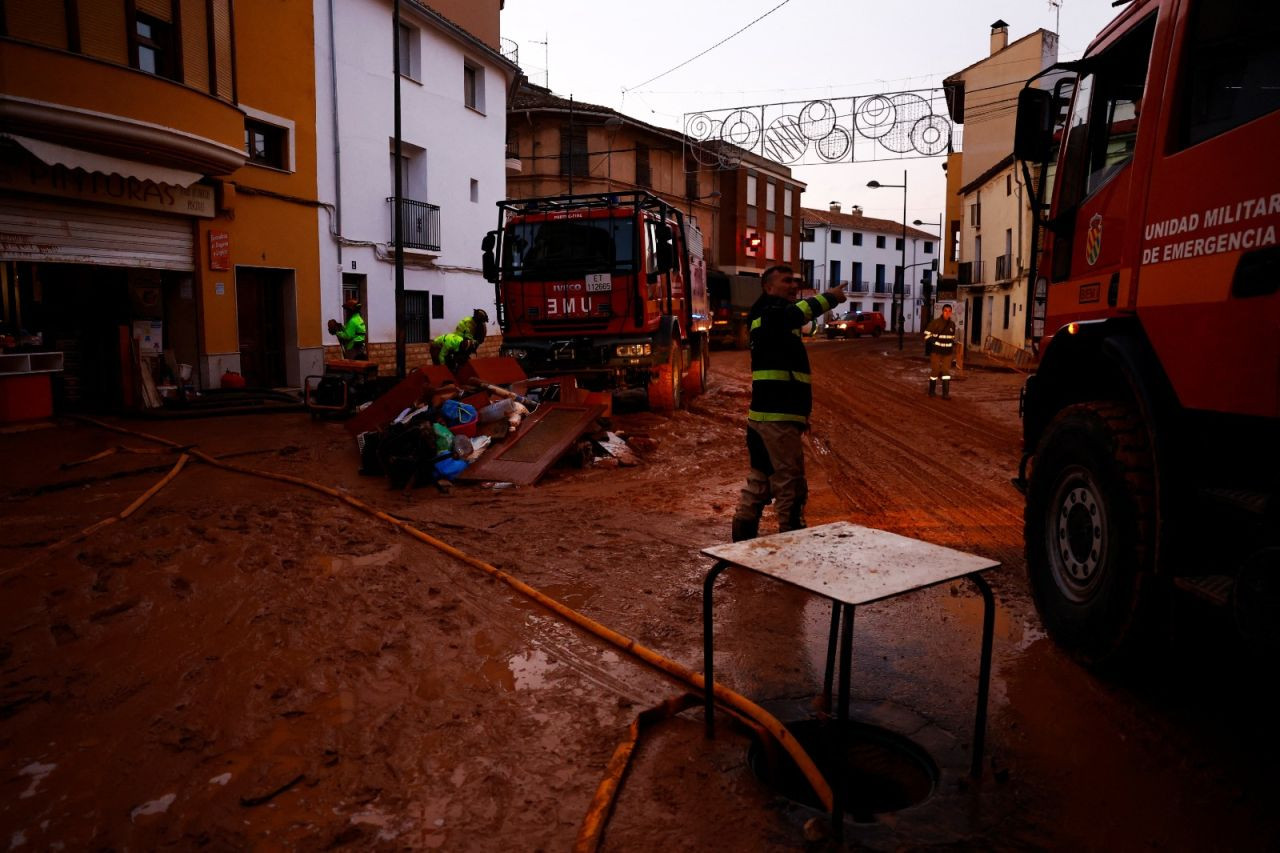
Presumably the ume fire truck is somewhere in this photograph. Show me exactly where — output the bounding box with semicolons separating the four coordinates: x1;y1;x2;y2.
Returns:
1014;0;1278;663
482;192;710;412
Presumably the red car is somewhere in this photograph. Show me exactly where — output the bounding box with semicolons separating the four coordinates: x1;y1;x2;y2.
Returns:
824;310;886;339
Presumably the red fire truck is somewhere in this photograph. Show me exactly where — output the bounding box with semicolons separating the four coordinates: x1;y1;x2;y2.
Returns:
481;192;710;412
1013;0;1279;663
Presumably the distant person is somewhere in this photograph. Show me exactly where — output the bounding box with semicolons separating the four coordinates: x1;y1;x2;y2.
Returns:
455;308;489;349
923;304;957;399
329;297;367;360
731;265;846;541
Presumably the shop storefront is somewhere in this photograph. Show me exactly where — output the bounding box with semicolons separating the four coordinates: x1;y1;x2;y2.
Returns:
0;139;214;413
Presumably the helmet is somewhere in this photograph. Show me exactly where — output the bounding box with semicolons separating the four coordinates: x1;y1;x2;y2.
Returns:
474;308;489;323
343;297;360;310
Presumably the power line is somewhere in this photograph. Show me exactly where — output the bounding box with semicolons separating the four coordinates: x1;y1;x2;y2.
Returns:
623;0;797;94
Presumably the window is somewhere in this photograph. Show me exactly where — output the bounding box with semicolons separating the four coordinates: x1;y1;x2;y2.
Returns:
560;125;588;177
405;291;430;343
924;241;934;254
895;237;904;251
342;274;367;321
851;261;862;290
635;143;651;188
875;264;886;290
831;229;842;244
765;232;776;260
746;172;758;206
470;179;479;203
851;232;862;246
783;187;792;216
464;61;485;112
829;260;841;285
389;143;427;200
876;235;886;249
397;23;421;79
802;227;815;242
802;259;815;285
970;201;981;227
766;181;776;212
1006;174;1012;196
1003;294;1011;330
133;12;178;80
1177;0;1280;149
431;294;444;320
783;235;792;263
246;119;288;169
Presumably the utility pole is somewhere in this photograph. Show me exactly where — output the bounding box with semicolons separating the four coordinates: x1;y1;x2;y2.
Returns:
392;0;406;379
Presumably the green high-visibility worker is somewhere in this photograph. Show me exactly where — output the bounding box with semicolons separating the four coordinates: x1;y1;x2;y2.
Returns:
430;331;476;373
455;308;489;346
329;297;367;360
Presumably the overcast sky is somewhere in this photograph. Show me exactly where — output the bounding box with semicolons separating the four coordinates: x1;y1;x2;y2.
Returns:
500;0;1123;233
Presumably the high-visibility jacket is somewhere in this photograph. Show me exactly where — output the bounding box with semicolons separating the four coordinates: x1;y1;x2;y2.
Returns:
434;331;466;359
455;315;484;342
747;291;837;424
337;313;366;348
924;316;956;352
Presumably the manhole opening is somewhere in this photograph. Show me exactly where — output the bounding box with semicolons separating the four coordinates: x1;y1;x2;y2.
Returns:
748;719;938;822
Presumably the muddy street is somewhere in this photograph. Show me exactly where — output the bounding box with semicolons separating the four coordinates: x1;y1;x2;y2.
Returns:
3;339;1278;850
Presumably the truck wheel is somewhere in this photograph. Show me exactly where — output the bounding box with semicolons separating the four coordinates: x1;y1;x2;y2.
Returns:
1025;401;1155;665
681;341;708;397
733;322;750;350
648;345;682;413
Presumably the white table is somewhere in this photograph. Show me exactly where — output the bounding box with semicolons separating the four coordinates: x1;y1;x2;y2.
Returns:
701;521;1000;840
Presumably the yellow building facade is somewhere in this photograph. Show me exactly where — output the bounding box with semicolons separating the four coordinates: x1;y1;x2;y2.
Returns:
0;0;321;409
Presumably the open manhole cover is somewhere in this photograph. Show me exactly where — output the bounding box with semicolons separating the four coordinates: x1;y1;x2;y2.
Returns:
748;719;938;821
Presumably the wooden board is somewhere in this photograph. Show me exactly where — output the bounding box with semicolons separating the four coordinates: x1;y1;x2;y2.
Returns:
456;403;605;485
343;365;455;435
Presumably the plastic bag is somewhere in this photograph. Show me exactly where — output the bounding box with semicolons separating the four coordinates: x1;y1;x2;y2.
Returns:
441;399;477;425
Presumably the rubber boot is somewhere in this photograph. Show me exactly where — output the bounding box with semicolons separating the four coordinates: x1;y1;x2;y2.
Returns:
942;378;951;400
928;379;936;397
731;517;759;542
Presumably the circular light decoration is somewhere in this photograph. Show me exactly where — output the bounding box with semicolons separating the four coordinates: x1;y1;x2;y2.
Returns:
798;100;837;141
855;95;896;139
909;114;951;156
684;112;715;142
720;109;762;149
764;115;808;164
816;126;851;162
878;93;932;153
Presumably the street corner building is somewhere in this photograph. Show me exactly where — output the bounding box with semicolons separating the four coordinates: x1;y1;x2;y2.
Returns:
0;0;517;418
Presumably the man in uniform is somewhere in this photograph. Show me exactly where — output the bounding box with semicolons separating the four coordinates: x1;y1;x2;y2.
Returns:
430;330;476;373
455;308;488;349
731;265;846;542
923;303;957;399
328;297;367;360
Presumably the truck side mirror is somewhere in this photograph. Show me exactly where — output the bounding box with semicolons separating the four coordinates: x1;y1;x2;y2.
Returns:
654;223;674;272
481;231;498;283
1014;87;1055;164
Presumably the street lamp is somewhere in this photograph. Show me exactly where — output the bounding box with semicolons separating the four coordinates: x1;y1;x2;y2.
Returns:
914;214;943;326
868;170;907;351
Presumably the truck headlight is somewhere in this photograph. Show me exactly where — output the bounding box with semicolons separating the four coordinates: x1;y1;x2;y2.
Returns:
614;343;652;357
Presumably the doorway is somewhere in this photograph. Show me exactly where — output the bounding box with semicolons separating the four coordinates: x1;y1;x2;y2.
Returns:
969;295;983;345
236;267;290;387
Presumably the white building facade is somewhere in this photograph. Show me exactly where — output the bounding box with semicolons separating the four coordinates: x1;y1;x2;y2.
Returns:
314;0;518;370
800;204;940;335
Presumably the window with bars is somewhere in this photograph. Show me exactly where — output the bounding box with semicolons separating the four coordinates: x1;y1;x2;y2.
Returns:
559;125;588;177
405;291;430;343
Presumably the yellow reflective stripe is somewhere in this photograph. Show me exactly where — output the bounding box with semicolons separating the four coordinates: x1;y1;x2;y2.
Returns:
814;294;832;313
750;317;763;331
797;301;814;320
751;370;810;383
748;410;808;423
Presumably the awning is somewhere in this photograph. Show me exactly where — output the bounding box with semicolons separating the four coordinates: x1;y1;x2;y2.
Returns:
2;133;204;187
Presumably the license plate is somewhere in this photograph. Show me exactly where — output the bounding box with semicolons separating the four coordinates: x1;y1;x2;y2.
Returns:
585;273;612;292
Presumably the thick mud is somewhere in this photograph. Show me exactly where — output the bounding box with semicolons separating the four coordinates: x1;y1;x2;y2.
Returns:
2;340;1276;850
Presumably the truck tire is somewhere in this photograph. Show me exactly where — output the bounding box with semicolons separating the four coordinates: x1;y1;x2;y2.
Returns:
681;340;709;397
1025;401;1155;665
647;345;682;413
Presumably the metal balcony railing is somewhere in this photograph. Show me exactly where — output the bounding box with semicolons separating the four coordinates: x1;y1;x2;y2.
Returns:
873;281;889;294
995;253;1013;282
387;197;440;251
506;139;519;159
849;280;869;293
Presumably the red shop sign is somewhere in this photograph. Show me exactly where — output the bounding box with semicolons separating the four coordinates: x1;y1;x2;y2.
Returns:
209;230;230;271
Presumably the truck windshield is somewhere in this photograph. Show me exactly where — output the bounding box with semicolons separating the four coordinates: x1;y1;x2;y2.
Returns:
502;217;636;281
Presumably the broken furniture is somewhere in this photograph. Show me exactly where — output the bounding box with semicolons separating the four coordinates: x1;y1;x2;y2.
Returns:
700;522;999;842
305;358;380;418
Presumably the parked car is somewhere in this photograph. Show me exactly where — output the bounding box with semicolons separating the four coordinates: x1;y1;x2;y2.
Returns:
824;310;886;339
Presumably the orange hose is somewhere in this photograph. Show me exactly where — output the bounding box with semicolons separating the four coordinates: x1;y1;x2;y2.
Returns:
73;417;834;810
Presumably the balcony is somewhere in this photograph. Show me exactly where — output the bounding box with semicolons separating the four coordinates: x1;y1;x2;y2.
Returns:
505;139;521;173
849;280;869;294
995;253;1013;282
873;282;889;294
387;198;440;252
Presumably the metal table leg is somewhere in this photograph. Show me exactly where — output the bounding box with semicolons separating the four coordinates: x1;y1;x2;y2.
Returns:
831;602;854;844
702;560;730;738
968;572;995;779
821;600;840;712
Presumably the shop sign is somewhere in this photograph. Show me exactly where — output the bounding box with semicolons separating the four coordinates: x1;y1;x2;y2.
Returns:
209;230;230;270
0;158;215;218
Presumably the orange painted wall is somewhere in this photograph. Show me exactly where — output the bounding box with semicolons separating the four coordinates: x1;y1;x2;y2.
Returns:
196;0;322;355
